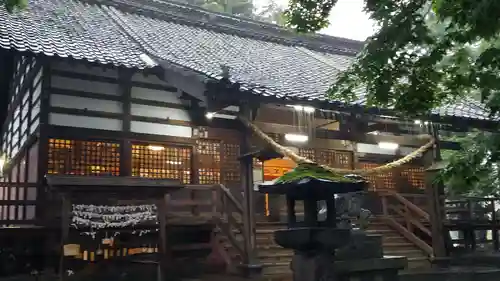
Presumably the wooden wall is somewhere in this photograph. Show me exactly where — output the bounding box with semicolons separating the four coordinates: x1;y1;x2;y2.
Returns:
0;58;427;224
0;54;41;223
1;55;42;159
47;61;192;137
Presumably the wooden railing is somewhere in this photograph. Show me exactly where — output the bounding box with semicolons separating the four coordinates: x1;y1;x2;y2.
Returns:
380;191;434;257
444;197;500;252
169;184;246;271
215;184;246;270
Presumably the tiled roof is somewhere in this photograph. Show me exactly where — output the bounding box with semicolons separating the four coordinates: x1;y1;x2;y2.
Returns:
0;0;153;68
0;0;497;123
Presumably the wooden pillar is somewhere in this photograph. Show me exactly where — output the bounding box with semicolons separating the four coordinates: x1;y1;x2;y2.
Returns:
118;68;133;177
424;124;447;258
157;196;172;281
238;101;262;277
58;194;71;281
37;58;51;223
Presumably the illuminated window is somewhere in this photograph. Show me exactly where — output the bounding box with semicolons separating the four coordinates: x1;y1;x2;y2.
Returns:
299;148;316;162
222;143;240;183
358;162;396;191
317;149;352;169
401;166;425;189
131;143;191;184
197;140;220;184
48;139;120;176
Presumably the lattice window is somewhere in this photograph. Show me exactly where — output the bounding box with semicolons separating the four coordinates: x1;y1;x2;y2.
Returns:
317;149;352;169
48;139;120;176
358;162;395;191
401;166;425;189
131;143;191;184
298;148;316;161
222;143;240;183
196;140;221;184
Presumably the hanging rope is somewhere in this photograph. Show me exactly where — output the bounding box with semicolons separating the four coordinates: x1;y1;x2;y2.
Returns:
239;116;435;176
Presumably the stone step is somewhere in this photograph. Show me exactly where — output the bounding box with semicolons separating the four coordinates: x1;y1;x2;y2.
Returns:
384;249;427;258
406;256;431;269
261;262;291;276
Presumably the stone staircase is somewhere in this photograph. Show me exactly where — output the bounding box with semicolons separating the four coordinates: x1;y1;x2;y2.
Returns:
254;215;430;278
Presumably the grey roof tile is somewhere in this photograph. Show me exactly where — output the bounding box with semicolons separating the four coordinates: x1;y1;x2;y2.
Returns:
0;0;154;68
0;0;497;123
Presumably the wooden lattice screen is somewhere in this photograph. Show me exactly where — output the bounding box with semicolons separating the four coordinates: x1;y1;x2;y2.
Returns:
357;162;395;191
48;139;120;176
298;148;316;162
316;149;352;169
400;166;425;190
221;142;240;184
357;162;425;191
131;143;192;184
196;139;221;184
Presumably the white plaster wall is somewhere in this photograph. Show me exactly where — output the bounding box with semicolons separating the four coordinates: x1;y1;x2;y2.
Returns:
131;87;181;104
130;103;190;121
50;94;123;114
51;76;119;96
52;61;118;78
49;113;122;131
130;121;192;138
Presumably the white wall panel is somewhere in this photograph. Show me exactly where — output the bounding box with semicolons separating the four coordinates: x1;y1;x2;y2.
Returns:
33;68;43;86
31;100;40;119
131;87;180;104
131;121;192;138
131;103;190;121
51;76;119;96
52;61;118;78
132;73;168;85
50;94;123;114
49;113;122;131
29;117;39;135
32;81;41;102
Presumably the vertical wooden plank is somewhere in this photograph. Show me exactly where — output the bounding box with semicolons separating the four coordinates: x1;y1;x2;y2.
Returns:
157;197;172;281
238;102;261;276
425;124;446;258
36;57;51;223
59;195;71;281
119;68;133;177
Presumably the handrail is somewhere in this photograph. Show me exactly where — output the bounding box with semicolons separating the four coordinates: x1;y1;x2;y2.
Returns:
391;192;429;221
212;184;246;271
183;184;247;271
218;184;244;214
380;191;433;257
384;216;434;257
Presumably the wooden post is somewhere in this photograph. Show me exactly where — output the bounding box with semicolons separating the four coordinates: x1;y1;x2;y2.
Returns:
157;196;172;281
119;68;133;177
59;195;71;281
424;124;447;259
238;101;262;277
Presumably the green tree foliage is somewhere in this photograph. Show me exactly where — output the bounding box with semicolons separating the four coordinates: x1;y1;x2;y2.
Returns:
183;0;255;17
179;0;286;24
257;0;286;26
177;0;286;26
288;0;500;195
285;0;337;33
2;0;27;12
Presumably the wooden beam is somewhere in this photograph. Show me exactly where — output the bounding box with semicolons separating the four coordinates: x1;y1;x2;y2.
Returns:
157;61;207;102
253;121;459;149
363;122;415;135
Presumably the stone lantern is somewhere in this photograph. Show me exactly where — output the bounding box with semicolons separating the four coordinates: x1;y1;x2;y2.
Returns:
259;173;407;281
